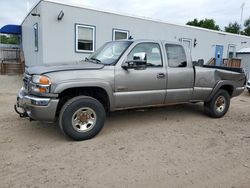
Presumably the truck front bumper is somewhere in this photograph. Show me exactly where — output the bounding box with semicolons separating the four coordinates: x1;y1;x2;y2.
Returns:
15;87;59;122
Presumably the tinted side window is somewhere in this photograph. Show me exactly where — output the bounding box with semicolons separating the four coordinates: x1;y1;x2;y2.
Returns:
128;43;163;67
165;44;187;67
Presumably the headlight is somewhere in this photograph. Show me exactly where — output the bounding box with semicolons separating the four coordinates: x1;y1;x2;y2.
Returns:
31;75;51;93
32;75;51;85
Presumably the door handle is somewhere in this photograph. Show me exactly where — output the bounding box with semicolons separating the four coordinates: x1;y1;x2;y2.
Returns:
157;73;166;79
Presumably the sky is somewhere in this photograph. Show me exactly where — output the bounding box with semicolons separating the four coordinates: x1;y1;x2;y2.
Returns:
0;0;249;29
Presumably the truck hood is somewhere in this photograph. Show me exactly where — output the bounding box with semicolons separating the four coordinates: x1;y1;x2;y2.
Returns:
26;61;104;75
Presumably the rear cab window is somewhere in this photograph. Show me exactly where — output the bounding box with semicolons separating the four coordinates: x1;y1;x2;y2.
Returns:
165;44;187;67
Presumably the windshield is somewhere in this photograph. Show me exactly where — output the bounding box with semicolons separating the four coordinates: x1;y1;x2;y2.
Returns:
88;41;132;65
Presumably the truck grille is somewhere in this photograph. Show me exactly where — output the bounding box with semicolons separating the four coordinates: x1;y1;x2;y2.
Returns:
23;74;31;90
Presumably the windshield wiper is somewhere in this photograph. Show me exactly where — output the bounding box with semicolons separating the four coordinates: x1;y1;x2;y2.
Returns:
90;57;101;63
85;57;93;62
85;57;102;64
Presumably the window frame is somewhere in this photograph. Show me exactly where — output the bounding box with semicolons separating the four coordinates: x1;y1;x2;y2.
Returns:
112;28;129;41
227;44;236;58
75;23;96;53
165;43;187;68
33;23;38;52
181;38;192;50
127;42;163;68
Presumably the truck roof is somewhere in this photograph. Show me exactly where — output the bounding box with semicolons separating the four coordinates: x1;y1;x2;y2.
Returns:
114;39;182;45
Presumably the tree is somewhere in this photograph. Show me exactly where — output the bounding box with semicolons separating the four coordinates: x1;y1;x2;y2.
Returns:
186;18;200;27
186;18;220;31
225;22;241;34
243;17;250;36
0;34;19;44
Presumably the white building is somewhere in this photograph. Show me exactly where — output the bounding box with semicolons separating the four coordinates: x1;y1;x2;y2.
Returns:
237;48;250;77
22;0;250;67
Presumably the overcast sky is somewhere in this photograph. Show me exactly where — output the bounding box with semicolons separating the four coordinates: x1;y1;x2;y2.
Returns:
0;0;249;29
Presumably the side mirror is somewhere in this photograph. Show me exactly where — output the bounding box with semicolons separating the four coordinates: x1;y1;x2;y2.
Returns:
133;52;147;62
122;52;147;70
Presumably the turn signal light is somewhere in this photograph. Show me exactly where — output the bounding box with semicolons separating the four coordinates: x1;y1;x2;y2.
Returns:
39;76;50;85
39;87;47;93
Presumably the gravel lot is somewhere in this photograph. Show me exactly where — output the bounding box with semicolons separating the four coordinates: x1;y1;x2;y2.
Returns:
1;75;250;188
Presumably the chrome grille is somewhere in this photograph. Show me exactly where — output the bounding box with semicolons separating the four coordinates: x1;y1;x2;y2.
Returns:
23;74;31;90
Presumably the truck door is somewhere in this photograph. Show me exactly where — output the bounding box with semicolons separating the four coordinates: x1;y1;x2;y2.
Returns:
114;42;167;108
164;43;194;103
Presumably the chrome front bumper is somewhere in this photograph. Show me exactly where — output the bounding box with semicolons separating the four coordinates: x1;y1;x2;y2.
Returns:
15;87;59;122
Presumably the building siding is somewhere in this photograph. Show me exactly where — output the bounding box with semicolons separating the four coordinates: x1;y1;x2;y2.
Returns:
22;0;250;66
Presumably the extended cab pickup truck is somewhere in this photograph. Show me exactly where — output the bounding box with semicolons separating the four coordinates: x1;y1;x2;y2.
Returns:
15;40;246;140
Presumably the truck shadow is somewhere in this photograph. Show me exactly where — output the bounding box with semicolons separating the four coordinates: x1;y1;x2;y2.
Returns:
242;90;250;96
108;102;205;118
33;102;205;141
104;102;206;131
26;121;69;141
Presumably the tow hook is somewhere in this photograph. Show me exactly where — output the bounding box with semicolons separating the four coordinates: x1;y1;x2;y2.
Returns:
14;104;28;118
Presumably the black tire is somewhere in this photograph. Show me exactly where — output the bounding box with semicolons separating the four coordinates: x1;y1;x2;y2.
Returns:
248;89;250;94
204;89;230;118
59;96;106;141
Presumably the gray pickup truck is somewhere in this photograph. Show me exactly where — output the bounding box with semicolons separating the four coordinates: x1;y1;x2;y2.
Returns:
15;40;246;140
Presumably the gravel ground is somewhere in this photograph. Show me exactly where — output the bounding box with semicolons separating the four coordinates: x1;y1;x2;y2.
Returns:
0;75;250;188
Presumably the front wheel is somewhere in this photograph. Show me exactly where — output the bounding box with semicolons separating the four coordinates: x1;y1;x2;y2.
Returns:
59;96;106;141
204;89;230;118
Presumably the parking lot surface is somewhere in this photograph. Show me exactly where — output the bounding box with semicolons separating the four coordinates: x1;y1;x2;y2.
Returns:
1;75;250;188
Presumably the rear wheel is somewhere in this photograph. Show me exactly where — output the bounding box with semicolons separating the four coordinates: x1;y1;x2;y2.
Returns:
59;96;105;141
204;89;230;118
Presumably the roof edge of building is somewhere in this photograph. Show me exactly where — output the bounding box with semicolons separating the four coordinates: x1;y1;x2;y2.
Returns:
237;48;250;53
21;0;42;25
22;0;250;40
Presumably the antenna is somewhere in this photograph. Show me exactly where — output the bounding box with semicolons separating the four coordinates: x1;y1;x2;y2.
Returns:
240;2;245;24
27;0;30;12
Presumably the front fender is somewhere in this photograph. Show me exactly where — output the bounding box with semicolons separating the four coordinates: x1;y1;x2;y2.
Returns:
52;79;115;110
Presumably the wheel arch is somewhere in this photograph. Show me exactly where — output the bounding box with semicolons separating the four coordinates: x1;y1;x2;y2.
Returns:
219;85;234;96
206;80;236;102
55;85;113;116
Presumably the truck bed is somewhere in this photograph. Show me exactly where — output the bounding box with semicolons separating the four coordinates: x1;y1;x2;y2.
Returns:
203;65;245;74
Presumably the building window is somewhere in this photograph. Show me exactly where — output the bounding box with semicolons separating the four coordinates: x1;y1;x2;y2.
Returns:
228;44;236;58
165;44;187;67
75;24;95;53
33;23;38;52
181;38;192;51
113;29;129;41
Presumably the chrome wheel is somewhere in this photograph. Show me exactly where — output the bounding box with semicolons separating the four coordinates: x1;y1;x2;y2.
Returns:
71;107;97;132
215;96;226;113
